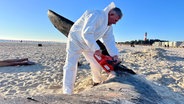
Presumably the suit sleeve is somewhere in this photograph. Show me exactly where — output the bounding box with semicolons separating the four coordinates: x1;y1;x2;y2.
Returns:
102;26;119;56
81;11;101;52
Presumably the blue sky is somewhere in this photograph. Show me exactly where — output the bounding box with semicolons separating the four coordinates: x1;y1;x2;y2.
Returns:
0;0;184;42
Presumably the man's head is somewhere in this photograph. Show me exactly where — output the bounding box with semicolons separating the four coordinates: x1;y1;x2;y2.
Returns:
108;7;122;26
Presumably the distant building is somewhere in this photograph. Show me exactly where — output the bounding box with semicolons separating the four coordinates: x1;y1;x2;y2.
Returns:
152;42;162;47
152;41;183;48
179;42;184;48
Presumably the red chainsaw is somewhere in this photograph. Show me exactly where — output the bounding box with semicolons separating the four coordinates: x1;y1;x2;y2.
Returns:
94;52;119;73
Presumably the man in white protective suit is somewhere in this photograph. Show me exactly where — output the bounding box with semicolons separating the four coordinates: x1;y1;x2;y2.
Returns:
63;2;123;95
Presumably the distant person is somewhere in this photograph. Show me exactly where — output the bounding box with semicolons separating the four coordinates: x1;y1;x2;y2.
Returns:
62;2;122;95
130;42;135;47
0;58;35;67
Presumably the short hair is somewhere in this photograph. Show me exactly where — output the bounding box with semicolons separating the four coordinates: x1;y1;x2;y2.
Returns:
111;7;123;19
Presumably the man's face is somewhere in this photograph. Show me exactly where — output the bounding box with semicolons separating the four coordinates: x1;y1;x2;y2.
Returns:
108;10;121;26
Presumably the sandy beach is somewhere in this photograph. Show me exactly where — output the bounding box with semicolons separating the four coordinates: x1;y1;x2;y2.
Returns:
0;42;184;104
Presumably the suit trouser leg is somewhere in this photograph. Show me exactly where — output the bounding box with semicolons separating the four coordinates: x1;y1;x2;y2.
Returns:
63;42;81;94
82;51;102;83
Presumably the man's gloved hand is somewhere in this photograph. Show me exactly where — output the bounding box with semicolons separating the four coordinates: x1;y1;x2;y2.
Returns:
95;50;121;64
112;55;121;64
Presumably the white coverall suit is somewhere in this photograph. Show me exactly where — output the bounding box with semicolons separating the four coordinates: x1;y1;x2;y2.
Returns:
63;2;119;94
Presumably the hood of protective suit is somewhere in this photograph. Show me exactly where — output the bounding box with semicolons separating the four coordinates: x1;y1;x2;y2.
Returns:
103;2;116;16
68;2;118;56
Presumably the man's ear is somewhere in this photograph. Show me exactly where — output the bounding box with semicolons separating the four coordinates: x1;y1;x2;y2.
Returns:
110;13;115;16
109;10;115;16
